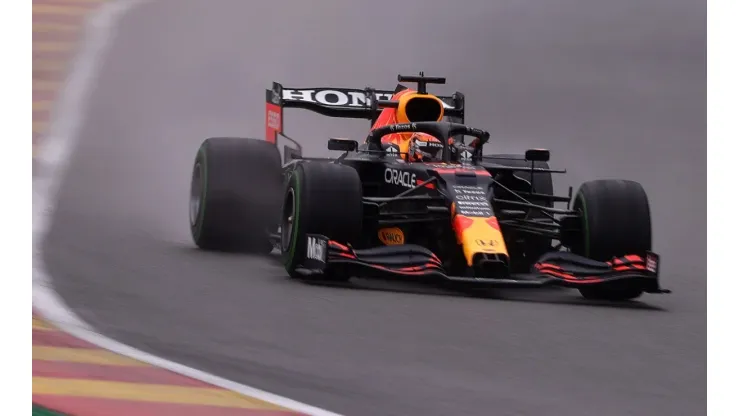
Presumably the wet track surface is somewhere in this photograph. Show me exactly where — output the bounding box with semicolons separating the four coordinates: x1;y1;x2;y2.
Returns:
43;0;706;415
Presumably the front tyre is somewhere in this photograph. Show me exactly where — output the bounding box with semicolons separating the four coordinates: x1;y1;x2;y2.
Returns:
281;162;363;281
571;179;652;301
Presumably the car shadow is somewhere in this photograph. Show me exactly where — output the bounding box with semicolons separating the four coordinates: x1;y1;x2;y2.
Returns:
299;277;668;311
187;248;667;311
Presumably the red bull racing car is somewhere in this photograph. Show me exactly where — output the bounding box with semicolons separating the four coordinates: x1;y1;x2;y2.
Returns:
188;73;669;301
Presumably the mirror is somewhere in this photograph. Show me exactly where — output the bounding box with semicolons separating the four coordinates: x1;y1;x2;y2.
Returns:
328;138;358;152
525;148;550;162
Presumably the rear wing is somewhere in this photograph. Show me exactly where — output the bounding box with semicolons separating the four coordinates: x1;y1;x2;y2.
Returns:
265;76;466;146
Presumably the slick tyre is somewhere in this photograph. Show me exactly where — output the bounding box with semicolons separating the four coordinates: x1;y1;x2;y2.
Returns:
486;154;554;272
281;162;363;281
571;179;652;301
189;137;282;253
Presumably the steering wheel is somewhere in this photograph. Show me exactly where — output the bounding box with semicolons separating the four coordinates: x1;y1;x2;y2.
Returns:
365;121;490;163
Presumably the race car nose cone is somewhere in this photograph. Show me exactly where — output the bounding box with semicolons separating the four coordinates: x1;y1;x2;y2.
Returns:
473;253;510;278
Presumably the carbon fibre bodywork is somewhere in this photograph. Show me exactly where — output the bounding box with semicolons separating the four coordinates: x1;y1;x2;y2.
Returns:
296;234;665;293
265;73;670;298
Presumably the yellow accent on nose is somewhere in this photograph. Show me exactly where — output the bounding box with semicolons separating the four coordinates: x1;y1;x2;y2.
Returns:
456;216;509;266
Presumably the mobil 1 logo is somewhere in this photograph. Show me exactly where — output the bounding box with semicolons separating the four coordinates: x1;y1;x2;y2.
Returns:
305;235;327;268
452;185;492;217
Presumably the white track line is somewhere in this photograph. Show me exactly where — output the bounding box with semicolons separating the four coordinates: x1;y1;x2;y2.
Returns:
31;2;343;415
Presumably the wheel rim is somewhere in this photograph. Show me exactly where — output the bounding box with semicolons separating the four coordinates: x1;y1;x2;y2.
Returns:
189;162;203;226
281;188;296;252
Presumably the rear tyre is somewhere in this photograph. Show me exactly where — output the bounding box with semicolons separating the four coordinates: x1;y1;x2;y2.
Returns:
281;162;363;281
189;137;282;253
571;179;652;301
485;154;554;273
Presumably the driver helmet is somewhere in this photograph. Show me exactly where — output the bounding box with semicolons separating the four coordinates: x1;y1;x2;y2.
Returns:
408;133;444;162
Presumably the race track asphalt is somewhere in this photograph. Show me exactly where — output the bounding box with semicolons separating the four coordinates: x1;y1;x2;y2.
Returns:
42;0;706;415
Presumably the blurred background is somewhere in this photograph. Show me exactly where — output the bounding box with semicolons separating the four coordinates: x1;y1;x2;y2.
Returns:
35;1;706;415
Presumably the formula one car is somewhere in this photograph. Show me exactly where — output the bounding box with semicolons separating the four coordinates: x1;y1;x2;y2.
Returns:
188;73;670;301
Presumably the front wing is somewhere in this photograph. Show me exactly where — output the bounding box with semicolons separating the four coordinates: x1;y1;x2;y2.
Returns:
300;234;670;293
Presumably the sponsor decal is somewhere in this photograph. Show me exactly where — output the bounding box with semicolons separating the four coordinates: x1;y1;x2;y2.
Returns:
456;194;487;201
646;252;659;273
457;200;490;207
453;186;487;201
378;227;405;245
385;168;417;188
386;145;399;155
413;137;441;147
475;239;498;247
460;150;472;160
388;123;417;132
453;185;485;193
283;89;393;107
265;102;282;144
452;185;491;216
267;109;281;129
281;88;455;109
457;209;491;217
420;141;443;148
306;236;326;263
